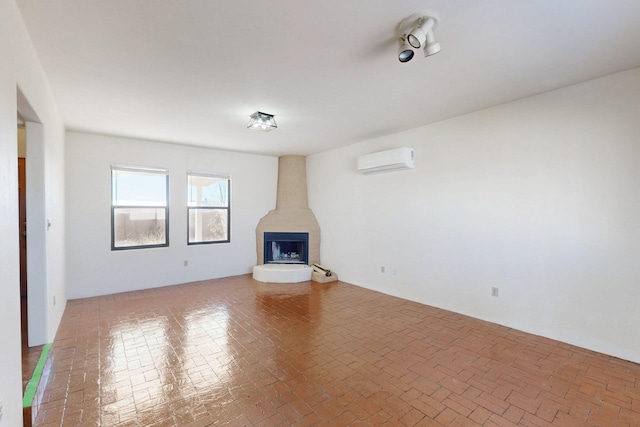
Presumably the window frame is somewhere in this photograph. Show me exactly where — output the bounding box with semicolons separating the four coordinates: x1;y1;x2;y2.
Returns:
187;171;231;245
111;165;170;250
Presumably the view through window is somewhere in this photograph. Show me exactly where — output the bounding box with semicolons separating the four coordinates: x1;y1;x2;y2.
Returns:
111;165;169;249
188;172;230;244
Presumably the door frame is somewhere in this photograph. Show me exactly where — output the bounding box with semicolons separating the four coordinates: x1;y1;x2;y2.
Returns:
17;87;47;347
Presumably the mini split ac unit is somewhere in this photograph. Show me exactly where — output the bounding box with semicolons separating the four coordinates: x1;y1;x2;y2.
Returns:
356;147;414;174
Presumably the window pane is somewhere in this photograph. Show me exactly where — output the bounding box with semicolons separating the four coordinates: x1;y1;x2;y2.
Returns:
114;208;167;248
113;169;167;206
111;166;169;250
188;209;228;243
188;175;229;207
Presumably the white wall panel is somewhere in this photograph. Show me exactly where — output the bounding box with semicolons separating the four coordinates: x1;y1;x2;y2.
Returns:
0;1;66;424
65;132;277;298
308;68;640;363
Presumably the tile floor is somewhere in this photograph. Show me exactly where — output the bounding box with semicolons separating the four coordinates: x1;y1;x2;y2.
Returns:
34;275;640;426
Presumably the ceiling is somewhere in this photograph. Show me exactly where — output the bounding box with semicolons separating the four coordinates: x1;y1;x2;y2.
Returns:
16;0;640;157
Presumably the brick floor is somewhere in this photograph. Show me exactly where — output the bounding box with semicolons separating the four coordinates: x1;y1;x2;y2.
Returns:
34;275;640;426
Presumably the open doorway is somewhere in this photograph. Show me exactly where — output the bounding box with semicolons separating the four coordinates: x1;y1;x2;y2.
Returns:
17;119;40;403
17;86;47;351
18;124;27;348
17;89;49;421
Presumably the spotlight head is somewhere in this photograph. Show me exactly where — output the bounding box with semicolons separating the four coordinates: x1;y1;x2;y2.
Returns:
423;31;441;56
407;28;425;49
398;35;414;63
407;17;436;49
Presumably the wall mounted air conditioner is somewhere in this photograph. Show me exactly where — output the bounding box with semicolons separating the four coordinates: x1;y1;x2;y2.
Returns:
356;147;414;174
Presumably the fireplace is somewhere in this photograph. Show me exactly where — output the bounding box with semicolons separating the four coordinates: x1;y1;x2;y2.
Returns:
255;155;321;266
253;155;334;283
264;232;309;264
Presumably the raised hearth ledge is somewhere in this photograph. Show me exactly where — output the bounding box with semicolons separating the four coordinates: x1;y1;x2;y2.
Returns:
253;264;313;283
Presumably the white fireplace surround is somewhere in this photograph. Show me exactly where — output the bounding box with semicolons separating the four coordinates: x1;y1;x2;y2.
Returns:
255;155;321;267
254;155;321;282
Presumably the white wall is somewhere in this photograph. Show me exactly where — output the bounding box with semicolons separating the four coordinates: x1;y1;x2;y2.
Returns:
308;68;640;364
65;132;277;298
0;1;66;425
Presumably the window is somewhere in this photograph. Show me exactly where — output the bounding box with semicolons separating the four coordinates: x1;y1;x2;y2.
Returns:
111;165;169;250
188;172;230;244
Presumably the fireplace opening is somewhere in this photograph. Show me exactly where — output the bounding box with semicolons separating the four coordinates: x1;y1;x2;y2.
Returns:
264;232;309;264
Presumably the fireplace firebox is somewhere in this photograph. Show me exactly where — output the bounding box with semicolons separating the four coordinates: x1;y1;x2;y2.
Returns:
264;232;309;265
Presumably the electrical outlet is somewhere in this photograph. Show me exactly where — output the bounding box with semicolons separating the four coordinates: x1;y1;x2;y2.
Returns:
183;260;189;267
392;267;397;276
491;287;499;297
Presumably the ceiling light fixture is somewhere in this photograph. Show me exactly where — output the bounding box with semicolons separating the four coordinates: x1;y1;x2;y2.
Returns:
397;14;441;62
247;111;277;132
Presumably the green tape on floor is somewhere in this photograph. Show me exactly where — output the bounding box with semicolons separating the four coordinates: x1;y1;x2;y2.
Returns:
22;343;52;408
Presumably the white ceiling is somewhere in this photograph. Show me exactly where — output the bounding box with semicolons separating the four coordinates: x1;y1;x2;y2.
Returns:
16;0;640;156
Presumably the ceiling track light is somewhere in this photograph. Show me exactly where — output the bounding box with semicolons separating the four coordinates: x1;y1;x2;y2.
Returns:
247;111;277;132
397;14;441;63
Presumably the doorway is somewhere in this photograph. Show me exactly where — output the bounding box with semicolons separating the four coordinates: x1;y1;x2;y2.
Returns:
18;125;27;348
17;87;48;349
19;156;27;347
18;123;39;406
